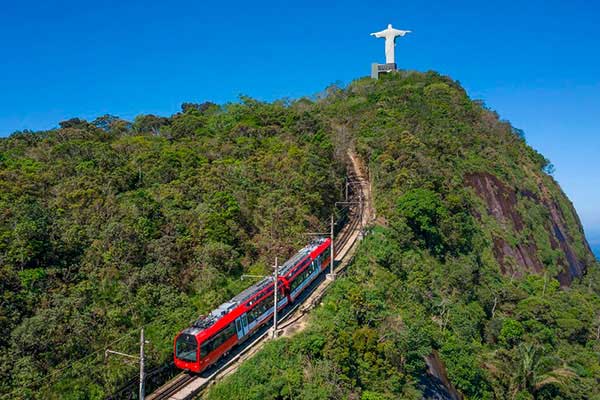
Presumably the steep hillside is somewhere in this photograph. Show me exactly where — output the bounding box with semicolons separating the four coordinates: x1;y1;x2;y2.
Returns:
0;101;345;398
207;72;600;400
1;72;598;399
340;73;594;285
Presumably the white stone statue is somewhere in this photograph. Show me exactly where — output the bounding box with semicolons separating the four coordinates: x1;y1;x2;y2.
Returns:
371;24;411;64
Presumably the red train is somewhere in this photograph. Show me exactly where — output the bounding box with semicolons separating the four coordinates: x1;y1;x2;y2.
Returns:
174;237;332;373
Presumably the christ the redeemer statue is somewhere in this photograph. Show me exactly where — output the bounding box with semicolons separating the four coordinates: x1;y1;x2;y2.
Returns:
371;24;411;64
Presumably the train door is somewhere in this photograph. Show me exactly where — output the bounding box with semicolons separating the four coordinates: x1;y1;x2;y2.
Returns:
242;314;248;335
314;257;321;271
235;314;249;339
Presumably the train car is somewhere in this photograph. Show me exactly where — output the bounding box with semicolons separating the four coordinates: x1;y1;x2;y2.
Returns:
174;237;332;373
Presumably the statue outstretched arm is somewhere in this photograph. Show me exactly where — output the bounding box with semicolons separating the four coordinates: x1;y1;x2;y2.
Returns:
391;29;411;36
370;30;386;38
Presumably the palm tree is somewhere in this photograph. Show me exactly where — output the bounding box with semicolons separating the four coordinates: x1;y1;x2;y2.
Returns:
510;343;575;398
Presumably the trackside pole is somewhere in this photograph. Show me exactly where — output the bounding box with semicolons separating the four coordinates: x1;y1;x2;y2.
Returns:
345;178;349;201
104;328;146;400
327;214;335;280
139;328;145;400
272;257;279;338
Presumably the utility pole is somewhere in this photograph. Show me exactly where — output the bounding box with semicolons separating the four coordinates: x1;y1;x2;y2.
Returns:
359;191;364;238
139;328;145;400
345;178;349;201
105;328;147;400
345;179;360;202
242;264;280;339
272;257;279;338
328;214;335;279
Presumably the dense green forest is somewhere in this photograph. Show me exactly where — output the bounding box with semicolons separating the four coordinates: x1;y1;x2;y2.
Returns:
207;73;600;400
1;71;599;399
0;99;345;398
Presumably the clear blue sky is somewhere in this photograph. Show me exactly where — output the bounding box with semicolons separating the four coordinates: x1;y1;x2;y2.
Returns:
1;0;599;250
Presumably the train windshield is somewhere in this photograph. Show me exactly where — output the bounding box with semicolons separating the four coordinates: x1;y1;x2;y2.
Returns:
176;334;197;362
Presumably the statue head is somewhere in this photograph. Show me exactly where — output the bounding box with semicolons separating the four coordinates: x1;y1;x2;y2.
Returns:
388;24;392;29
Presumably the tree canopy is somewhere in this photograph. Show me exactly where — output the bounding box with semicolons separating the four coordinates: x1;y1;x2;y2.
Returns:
1;71;598;399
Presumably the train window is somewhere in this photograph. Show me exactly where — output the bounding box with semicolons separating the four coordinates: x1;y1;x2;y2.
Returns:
200;323;236;359
200;343;209;359
320;247;330;262
290;261;320;292
247;290;276;324
247;310;256;324
176;334;198;362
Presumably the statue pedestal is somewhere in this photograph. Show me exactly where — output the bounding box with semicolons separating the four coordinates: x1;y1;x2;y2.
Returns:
371;63;397;79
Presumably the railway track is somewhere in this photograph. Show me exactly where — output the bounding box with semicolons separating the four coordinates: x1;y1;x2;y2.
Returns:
150;374;197;400
146;152;372;400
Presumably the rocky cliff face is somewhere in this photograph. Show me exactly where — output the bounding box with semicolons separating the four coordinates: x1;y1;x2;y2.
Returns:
344;71;595;286
466;171;593;286
421;351;463;400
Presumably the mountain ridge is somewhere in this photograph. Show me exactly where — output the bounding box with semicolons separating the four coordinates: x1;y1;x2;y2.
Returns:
1;71;598;399
206;71;600;400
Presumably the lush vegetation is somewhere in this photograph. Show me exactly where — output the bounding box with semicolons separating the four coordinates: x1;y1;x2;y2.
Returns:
2;71;598;399
209;228;600;400
0;100;344;398
207;72;600;400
